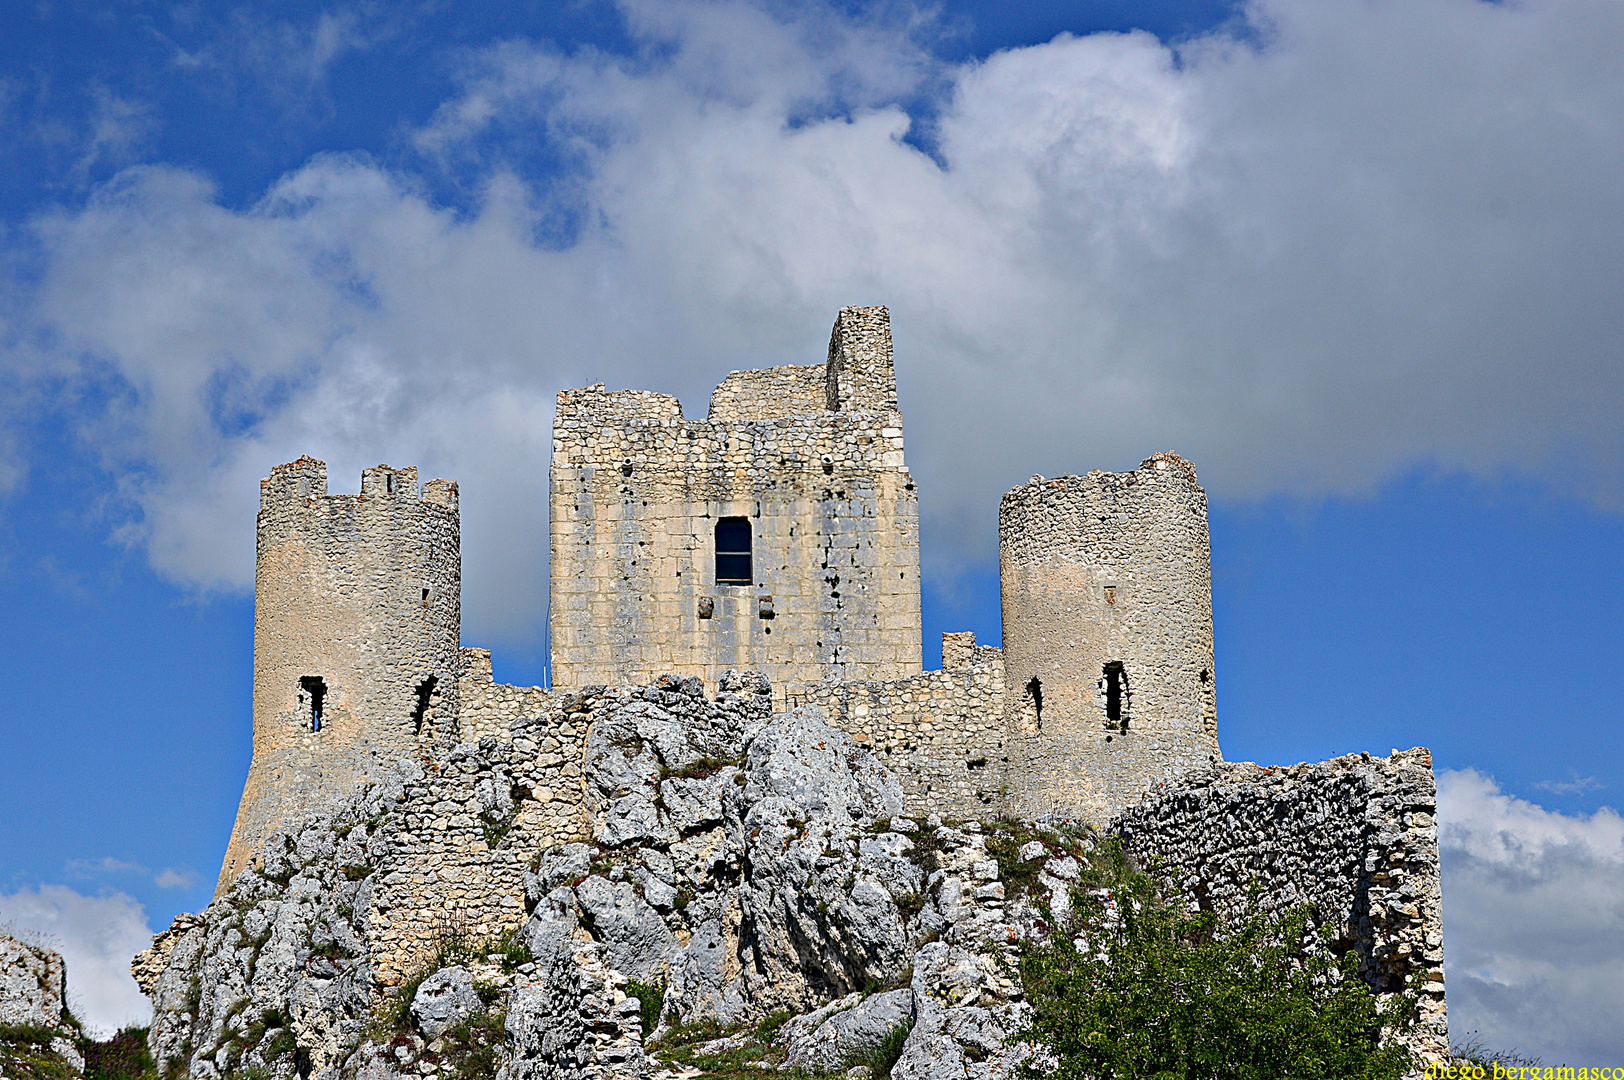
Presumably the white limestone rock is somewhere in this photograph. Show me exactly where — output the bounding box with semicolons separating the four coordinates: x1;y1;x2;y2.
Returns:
780;989;914;1071
0;933;66;1029
410;966;481;1040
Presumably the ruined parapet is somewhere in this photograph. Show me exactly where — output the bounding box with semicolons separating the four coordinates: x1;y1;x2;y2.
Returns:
708;364;828;421
549;306;921;704
998;453;1218;823
457;646;563;744
217;457;462;893
1111;747;1449;1062
940;631;979;670
797;642;1008;819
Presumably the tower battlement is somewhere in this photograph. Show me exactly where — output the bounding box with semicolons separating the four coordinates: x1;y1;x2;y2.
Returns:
219;458;462;891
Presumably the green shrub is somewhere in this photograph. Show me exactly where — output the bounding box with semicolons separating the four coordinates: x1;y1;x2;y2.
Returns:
625;981;665;1037
1017;836;1416;1080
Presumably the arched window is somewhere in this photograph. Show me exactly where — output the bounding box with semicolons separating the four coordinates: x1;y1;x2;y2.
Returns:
299;676;327;732
716;517;752;584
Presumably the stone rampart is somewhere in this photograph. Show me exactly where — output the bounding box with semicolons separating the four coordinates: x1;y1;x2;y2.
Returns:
363;687;602;984
458;648;563;745
1111;747;1448;1059
793;636;1008;820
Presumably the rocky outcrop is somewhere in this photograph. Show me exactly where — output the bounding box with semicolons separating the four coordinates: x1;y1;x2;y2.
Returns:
0;933;85;1072
1;933;67;1029
135;675;1443;1080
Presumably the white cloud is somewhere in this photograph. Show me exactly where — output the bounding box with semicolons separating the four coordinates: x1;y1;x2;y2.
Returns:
154;869;198;890
0;886;155;1036
1437;769;1624;1062
64;857;147;879
8;0;1624;638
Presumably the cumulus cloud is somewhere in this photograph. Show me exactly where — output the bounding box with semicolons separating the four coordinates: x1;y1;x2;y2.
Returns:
0;886;155;1036
8;0;1624;640
1437;769;1624;1062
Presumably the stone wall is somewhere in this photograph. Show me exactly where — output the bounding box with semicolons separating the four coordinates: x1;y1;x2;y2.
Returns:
707;365;827;421
457;648;563;745
792;635;1008;819
549;306;921;706
219;457;462;893
999;454;1219;824
1111;747;1448;1060
363;689;602;985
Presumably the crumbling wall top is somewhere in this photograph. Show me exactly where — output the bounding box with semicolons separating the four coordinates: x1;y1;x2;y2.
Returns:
555;384;684;425
825;305;896;413
259;458;459;514
707;364;828;421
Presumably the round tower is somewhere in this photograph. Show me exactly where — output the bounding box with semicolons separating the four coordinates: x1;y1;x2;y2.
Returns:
217;456;462;892
998;453;1218;823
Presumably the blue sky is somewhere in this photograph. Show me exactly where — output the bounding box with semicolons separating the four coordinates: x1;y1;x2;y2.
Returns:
2;0;1623;1060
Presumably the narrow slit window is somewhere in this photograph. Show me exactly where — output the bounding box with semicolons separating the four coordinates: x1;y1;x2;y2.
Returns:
1026;676;1043;730
1104;661;1128;730
411;676;438;736
299;676;327;732
716;517;752;585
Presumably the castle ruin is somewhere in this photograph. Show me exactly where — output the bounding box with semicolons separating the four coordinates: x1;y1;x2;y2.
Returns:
221;306;1231;885
207;305;1445;1055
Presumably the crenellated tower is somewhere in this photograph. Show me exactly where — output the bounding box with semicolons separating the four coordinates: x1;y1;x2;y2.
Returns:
998;453;1220;822
216;457;462;892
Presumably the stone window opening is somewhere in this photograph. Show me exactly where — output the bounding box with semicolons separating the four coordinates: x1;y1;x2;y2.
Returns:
1103;661;1129;731
1025;677;1043;732
1199;668;1210;685
385;473;394;495
421;586;430;610
299;676;327;732
716;517;752;585
411;676;438;737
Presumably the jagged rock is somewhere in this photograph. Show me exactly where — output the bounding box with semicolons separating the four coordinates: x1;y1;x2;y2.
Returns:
0;933;67;1029
50;1035;86;1072
411;966;481;1040
135;673;1431;1080
574;877;678;983
780;989;914;1071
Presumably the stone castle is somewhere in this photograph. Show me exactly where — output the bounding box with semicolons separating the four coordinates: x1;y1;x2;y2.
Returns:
154;305;1448;1075
220;306;1224;888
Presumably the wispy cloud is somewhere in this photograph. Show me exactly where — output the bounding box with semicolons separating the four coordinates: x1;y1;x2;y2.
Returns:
1535;773;1605;797
63;857;147;879
1438;769;1624;1061
153;868;197;890
0;886;154;1036
69;86;156;186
